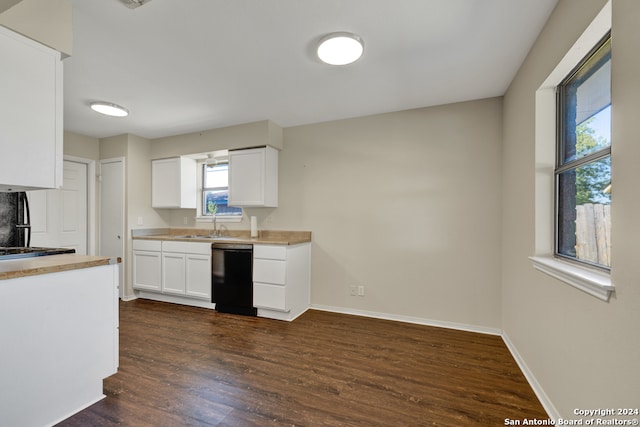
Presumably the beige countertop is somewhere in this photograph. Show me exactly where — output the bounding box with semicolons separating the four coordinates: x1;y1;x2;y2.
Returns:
133;229;312;246
0;255;118;280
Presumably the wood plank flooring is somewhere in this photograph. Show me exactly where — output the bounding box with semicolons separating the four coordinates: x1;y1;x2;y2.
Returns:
57;300;547;426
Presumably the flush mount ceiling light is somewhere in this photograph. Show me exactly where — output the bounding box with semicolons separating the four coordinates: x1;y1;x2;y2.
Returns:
119;0;153;9
90;101;129;117
317;32;364;66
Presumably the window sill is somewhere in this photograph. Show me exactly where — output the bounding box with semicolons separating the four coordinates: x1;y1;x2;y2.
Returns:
195;216;242;223
529;256;614;302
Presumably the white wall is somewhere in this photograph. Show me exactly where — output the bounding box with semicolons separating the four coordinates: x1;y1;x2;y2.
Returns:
502;0;640;417
151;120;283;159
64;131;99;161
158;98;504;330
279;99;503;328
0;1;23;15
0;0;72;55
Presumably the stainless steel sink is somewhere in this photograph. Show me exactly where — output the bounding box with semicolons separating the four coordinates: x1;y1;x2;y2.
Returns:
172;235;240;240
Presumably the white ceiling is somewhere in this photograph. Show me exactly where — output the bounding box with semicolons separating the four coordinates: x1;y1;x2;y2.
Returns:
64;0;558;140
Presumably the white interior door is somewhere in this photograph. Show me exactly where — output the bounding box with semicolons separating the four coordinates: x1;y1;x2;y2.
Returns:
100;158;125;298
29;160;88;254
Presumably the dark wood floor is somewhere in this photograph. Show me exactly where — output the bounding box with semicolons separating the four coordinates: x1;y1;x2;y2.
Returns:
57;299;547;426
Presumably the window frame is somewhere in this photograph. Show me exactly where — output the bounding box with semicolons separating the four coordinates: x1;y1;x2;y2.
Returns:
530;0;614;302
196;160;243;223
554;33;611;271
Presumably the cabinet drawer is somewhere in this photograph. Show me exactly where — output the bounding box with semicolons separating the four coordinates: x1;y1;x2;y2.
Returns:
162;240;211;255
253;259;286;285
254;283;287;312
253;244;286;260
133;239;161;251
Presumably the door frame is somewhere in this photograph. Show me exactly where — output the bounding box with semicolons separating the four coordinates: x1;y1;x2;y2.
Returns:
99;157;126;299
63;155;96;255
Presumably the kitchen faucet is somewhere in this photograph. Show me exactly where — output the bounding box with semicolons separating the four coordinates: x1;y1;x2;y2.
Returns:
208;219;227;237
209;217;217;237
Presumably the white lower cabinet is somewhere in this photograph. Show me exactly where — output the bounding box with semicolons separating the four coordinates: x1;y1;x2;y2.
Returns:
132;240;162;292
133;239;310;319
254;283;287;312
253;243;310;321
162;241;211;300
185;253;212;299
0;264;119;427
133;240;212;301
161;252;186;295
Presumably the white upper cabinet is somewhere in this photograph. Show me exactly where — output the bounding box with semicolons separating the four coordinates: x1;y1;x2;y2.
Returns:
0;26;62;191
151;157;197;209
228;146;278;207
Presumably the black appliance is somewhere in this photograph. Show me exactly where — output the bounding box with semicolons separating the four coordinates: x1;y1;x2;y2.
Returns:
0;246;75;260
0;192;31;247
212;243;257;316
0;192;74;260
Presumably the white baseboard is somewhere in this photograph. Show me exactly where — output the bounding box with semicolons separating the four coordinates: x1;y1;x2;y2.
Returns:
134;291;216;310
120;294;138;302
501;332;560;421
310;304;502;336
46;393;105;427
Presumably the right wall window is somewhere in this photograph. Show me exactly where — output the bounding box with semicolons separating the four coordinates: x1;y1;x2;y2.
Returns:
556;35;611;269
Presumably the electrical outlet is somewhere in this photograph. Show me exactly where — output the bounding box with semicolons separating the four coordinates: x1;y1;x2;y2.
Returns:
349;285;357;296
358;286;365;297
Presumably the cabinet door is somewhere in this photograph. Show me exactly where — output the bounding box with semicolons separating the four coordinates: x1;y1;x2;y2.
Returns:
151;157;196;209
0;26;62;191
228;146;278;207
133;250;162;291
152;158;180;208
162;252;186;295
185;254;211;300
228;149;265;206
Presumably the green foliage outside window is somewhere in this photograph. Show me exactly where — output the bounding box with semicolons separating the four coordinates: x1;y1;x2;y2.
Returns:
575;118;611;205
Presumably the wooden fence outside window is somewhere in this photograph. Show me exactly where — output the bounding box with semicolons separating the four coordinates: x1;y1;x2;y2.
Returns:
575;203;611;267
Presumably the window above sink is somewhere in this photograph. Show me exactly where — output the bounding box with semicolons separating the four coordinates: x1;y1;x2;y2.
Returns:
194;151;243;223
202;162;243;218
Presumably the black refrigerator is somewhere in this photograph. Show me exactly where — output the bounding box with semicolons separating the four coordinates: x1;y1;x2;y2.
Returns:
0;192;31;247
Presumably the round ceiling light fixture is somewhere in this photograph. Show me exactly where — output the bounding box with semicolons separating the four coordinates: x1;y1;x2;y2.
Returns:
90;101;129;117
317;32;364;66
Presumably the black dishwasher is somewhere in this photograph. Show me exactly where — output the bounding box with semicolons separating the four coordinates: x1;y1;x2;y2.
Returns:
212;243;257;316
